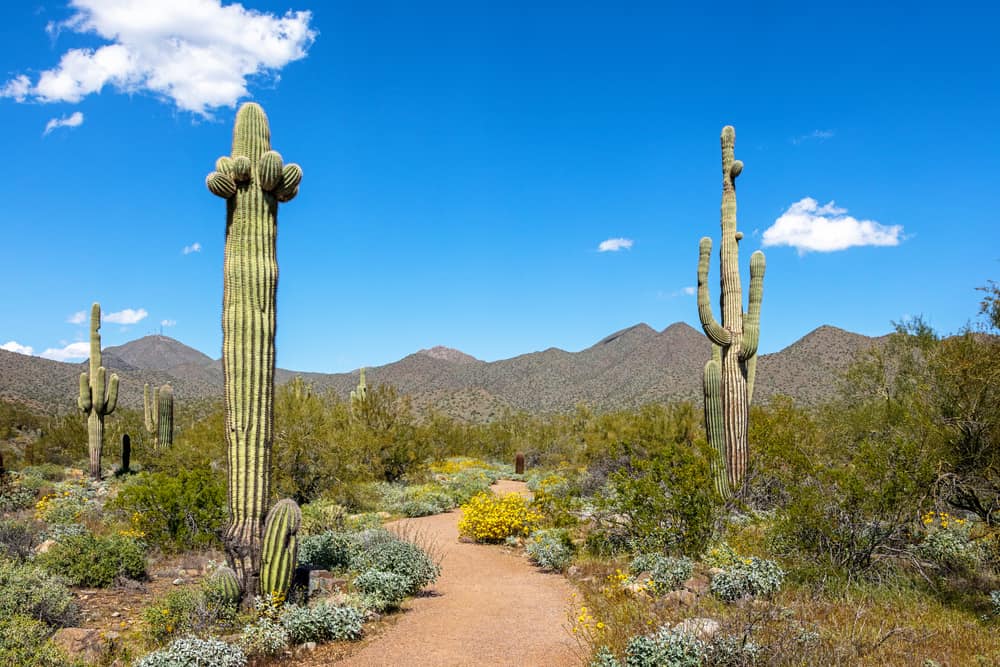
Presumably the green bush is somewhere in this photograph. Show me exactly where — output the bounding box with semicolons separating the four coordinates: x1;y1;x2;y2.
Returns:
298;531;351;570
623;626;703;667
135;637;246;667
299;498;347;535
279;602;364;644
347;529;440;595
526;528;575;571
710;557;784;602
238;618;288;657
0;615;80;667
0;518;36;560
0;558;78;626
0;472;43;512
629;554;693;594
354;569;409;612
109;469;226;551
142;585;237;646
37;531;146;587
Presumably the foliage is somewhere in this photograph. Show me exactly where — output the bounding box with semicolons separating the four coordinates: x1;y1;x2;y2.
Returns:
710;557;785;602
37;531;146;587
299;498;347;535
0;557;79;626
135;637;246;667
279;602;364;644
298;530;352;570
354;569;409;611
458;492;542;542
991;590;1000;617
0;615;79;667
238;617;289;657
915;511;982;574
346;528;440;595
526;528;575;571
33;480;94;525
628;554;693;594
0;518;36;560
0;471;43;512
622;625;704;667
109;468;226;551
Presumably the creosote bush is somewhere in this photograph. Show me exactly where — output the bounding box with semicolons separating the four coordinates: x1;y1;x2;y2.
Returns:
0;557;79;627
458;492;542;542
37;531;146;587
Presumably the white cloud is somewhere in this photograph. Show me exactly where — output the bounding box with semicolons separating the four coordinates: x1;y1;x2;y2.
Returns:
1;0;317;115
682;286;696;296
161;319;177;327
762;197;903;254
792;129;834;145
182;242;202;254
104;307;148;325
598;238;634;252
67;310;87;324
41;341;90;361
1;341;34;355
43;111;84;135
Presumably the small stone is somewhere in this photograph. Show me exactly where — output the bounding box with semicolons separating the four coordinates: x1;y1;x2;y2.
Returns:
35;539;57;555
110;612;121;618
673;617;720;642
660;589;696;609
682;574;710;595
566;565;582;578
707;567;725;578
172;578;184;586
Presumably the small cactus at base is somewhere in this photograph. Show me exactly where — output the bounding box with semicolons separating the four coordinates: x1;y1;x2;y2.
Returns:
209;565;243;606
144;383;174;448
78;303;119;480
260;499;301;599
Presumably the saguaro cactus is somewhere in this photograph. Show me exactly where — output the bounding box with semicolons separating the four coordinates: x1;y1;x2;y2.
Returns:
350;367;368;412
697;126;765;500
515;451;525;475
260;499;301;599
78;303;119;480
143;383;174;448
206;102;302;602
120;434;131;474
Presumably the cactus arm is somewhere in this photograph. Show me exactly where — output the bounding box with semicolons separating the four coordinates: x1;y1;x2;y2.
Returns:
104;373;119;415
259;151;283;190
260;499;301;598
93;366;107;414
78;372;92;412
704;346;729;500
746;355;758;405
273;164;302;202
206;171;237;199
144;384;155;433
697;237;731;346
740;250;766;361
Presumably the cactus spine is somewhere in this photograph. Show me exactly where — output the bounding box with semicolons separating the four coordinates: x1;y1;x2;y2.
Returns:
697;126;765;500
206;102;302;602
260;499;301;598
143;383;174;448
78;303;119;480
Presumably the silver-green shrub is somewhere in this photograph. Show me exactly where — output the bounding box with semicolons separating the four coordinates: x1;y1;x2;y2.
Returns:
526;528;575;571
624;626;703;667
629;553;693;594
298;531;351;570
354;569;409;611
136;636;246;667
238;617;289;657
279;602;364;643
347;529;440;595
0;558;79;627
710;557;784;602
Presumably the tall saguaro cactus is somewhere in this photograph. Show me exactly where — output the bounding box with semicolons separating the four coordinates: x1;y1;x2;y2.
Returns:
143;383;174;448
206;102;303;602
697;126;765;500
350;367;368;413
78;303;119;480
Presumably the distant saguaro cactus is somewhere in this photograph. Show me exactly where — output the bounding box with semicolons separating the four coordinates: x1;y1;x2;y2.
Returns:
697;126;765;500
350;368;368;413
515;451;525;475
143;383;174;449
120;434;131;475
206;102;303;603
78;303;119;480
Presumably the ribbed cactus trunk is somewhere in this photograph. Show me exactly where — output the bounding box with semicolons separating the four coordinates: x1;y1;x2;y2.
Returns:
144;383;174;449
78;303;119;481
697;126;765;500
206;102;302;603
120;434;131;474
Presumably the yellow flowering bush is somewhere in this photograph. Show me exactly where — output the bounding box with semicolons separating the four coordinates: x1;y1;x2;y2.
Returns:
457;492;542;542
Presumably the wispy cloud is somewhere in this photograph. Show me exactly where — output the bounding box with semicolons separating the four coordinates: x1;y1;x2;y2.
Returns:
1;0;317;115
41;341;90;361
791;129;835;145
658;286;696;299
43;111;84;135
104;307;148;325
762;197;903;254
161;319;177;327
182;242;202;255
598;238;634;252
67;310;87;324
1;341;34;356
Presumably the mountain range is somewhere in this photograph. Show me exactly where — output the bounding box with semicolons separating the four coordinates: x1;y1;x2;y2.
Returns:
0;323;884;420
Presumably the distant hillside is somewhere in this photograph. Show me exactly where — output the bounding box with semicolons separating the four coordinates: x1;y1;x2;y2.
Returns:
0;323;887;419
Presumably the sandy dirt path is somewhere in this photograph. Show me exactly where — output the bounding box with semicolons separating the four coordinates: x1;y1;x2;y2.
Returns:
335;479;581;667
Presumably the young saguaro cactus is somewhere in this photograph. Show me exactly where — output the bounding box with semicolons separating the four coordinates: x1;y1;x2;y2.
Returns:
260;499;301;599
350;367;368;411
78;303;119;480
143;383;174;448
697;126;765;500
206;102;302;602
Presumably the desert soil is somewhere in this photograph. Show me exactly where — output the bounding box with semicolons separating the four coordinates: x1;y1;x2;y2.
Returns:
320;479;581;667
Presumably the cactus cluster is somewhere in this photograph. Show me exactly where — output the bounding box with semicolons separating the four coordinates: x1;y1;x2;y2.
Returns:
697;126;765;500
144;383;174;448
206;102;303;603
78;303;119;480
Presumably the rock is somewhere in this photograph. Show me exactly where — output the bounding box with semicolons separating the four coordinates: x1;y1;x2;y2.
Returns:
295;641;317;655
673;617;720;642
659;589;696;609
707;567;725;579
110;612;121;618
566;565;582;578
624;572;651;596
35;539;56;555
458;536;475;544
95;486;108;497
682;574;710;595
172;578;184;586
52;628;120;664
308;570;347;597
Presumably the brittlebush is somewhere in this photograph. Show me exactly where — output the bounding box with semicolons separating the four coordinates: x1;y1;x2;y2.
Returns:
457;492;542;542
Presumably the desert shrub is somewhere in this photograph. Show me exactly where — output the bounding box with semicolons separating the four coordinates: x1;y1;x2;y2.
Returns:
109;469;226;551
0;472;43;511
915;511;982;574
702;542;741;569
299;498;347;535
458;492;542;542
344;512;383;531
33;481;93;525
354;569;409;611
279;602;364;644
0;615;78;667
37;531;146;587
347;528;440;594
398;500;438;517
991;590;1000;616
710;557;784;602
41;522;89;543
526;528;575;571
629;553;693;594
0;558;78;626
0;518;36;560
142;589;199;644
18;465;66;482
135;637;246;667
298;531;351;570
239;617;289;657
623;625;704;667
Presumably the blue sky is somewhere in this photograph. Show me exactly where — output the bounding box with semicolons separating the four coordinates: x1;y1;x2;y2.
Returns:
1;1;998;373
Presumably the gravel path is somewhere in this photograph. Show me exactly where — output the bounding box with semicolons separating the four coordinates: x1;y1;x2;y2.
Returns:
335;480;580;666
